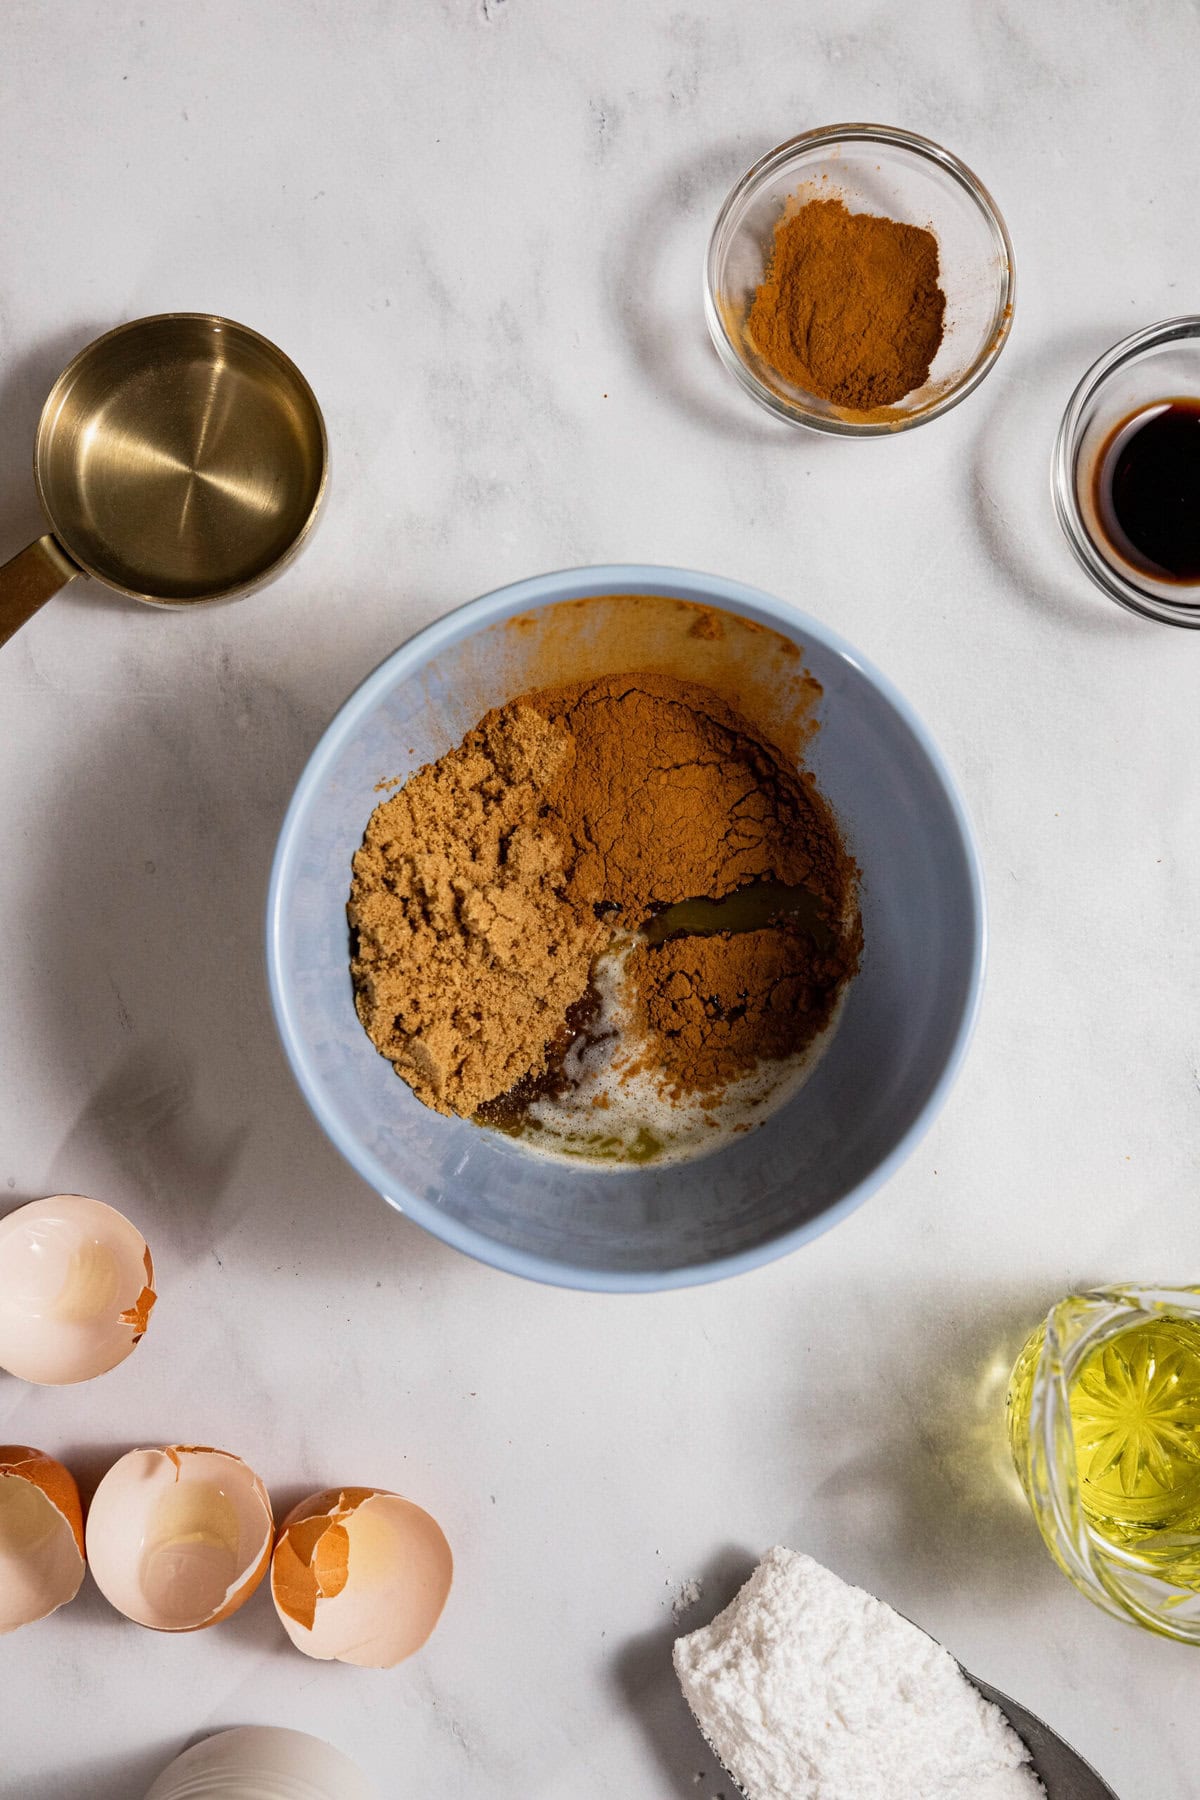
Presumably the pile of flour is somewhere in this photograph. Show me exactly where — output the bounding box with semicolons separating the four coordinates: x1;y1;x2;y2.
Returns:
673;1549;1045;1800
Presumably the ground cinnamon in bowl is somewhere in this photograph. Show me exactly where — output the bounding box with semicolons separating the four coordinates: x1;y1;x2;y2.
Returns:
626;917;856;1105
348;672;860;1165
747;196;946;411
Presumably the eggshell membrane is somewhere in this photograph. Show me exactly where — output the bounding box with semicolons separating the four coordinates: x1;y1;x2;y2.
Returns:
272;1487;452;1667
0;1446;85;1633
0;1194;156;1384
85;1445;273;1631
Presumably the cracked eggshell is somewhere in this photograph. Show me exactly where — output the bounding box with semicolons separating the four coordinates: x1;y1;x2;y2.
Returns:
86;1446;273;1631
0;1446;85;1633
271;1487;452;1667
0;1194;156;1384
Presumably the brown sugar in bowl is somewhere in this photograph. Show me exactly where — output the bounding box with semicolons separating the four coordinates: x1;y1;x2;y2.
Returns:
267;566;986;1291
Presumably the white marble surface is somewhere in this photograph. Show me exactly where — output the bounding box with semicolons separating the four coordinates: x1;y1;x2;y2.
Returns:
2;1;1199;1794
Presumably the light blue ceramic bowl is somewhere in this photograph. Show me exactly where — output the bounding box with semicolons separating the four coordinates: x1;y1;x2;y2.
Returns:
267;566;985;1292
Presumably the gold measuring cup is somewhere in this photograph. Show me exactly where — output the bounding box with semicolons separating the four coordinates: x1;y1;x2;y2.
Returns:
0;313;327;648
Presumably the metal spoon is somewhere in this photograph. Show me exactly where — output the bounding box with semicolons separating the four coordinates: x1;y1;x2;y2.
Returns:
686;1660;1119;1800
969;1674;1119;1800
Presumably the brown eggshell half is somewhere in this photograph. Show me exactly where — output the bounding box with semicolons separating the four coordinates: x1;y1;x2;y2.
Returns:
0;1195;156;1384
0;1446;86;1632
85;1445;273;1631
271;1487;452;1668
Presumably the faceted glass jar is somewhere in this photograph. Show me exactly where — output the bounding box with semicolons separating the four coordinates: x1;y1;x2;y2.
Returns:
1007;1286;1200;1643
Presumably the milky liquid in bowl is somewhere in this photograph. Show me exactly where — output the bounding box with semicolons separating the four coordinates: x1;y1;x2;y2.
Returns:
501;936;855;1168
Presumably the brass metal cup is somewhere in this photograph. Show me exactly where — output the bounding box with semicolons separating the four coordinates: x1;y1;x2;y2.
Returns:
0;313;327;648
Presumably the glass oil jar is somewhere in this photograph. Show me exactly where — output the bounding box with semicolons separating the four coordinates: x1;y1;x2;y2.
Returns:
1006;1285;1200;1642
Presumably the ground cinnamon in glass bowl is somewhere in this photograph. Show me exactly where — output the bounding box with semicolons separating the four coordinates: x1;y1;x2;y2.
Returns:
747;198;946;411
706;124;1014;437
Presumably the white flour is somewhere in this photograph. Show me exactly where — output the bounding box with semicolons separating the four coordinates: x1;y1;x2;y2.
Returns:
673;1549;1045;1800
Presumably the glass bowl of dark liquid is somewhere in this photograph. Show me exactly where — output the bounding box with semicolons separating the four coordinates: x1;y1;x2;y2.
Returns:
1054;317;1200;626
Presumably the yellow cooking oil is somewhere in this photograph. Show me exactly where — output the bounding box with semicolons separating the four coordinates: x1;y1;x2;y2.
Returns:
1007;1313;1200;1579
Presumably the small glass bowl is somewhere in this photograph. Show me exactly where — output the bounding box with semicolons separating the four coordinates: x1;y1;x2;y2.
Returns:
1054;317;1200;627
705;124;1015;437
1006;1286;1200;1645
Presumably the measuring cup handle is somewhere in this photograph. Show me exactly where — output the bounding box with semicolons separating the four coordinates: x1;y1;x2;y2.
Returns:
0;534;82;648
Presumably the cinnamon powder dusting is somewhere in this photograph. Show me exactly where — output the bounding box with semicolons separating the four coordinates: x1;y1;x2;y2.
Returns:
626;922;856;1104
747;195;946;411
348;671;860;1156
